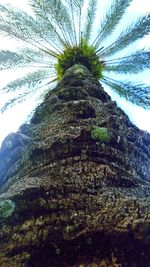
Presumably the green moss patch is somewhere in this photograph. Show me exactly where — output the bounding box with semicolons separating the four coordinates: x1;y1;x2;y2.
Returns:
55;38;104;80
0;199;15;220
91;126;111;142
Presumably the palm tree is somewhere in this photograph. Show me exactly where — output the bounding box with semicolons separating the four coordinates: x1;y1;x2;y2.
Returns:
0;1;150;266
0;0;150;112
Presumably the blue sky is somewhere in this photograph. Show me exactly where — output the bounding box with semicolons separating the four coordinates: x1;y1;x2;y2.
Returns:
0;0;150;146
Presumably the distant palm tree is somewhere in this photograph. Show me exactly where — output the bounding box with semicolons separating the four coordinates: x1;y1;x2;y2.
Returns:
0;0;150;111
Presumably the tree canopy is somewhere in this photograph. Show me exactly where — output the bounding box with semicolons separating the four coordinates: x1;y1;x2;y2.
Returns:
0;0;150;111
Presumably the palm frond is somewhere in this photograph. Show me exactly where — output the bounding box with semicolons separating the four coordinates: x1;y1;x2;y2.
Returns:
1;76;56;113
30;0;74;47
66;0;85;44
0;48;57;70
1;93;32;113
68;0;84;17
82;0;97;42
93;0;131;49
102;76;150;107
0;4;62;56
65;0;77;45
29;2;65;48
20;48;57;65
74;0;84;43
105;50;150;74
0;50;24;70
101;13;150;57
1;69;53;93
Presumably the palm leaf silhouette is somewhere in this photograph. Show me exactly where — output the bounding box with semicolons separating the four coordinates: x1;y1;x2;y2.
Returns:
102;76;150;107
0;0;150;112
1;69;56;111
82;0;97;42
93;0;131;48
105;50;150;74
101;14;150;57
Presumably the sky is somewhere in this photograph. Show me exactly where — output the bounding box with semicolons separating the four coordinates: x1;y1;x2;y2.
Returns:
0;0;150;146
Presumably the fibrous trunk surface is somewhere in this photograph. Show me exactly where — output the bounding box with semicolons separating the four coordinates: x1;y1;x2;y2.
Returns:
0;65;150;266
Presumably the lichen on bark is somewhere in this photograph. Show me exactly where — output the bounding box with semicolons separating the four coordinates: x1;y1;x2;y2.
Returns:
0;65;150;266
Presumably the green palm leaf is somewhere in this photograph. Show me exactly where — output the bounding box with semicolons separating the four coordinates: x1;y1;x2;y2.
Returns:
30;0;74;47
29;2;65;48
75;0;84;43
0;48;56;70
0;4;62;56
0;69;57;112
105;50;150;74
93;0;131;49
1;80;54;113
66;0;85;43
0;48;58;74
101;13;150;57
1;69;52;93
0;50;24;70
1;93;33;113
102;76;150;107
82;0;97;42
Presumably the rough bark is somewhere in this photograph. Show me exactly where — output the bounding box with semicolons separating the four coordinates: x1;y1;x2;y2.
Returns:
0;64;150;267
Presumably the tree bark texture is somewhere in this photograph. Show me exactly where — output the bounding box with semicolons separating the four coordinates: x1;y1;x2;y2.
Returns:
0;65;150;266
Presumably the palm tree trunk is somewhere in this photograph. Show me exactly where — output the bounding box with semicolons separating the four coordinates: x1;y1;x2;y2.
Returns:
0;64;150;267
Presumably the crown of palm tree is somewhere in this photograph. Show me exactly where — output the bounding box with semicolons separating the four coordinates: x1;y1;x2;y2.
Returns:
0;0;150;112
